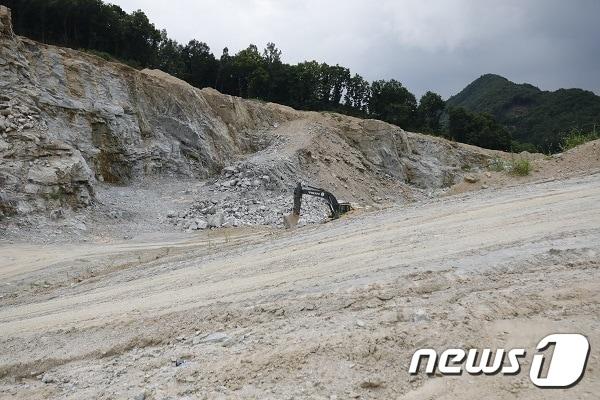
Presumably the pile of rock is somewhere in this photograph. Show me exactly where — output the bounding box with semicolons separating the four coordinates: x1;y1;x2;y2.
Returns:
0;97;43;135
168;190;331;231
165;163;332;230
210;165;276;193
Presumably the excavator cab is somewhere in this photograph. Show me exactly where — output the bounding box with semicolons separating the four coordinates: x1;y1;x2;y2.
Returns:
283;183;351;228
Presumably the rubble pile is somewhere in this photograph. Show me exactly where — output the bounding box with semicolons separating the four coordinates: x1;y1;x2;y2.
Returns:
211;165;277;192
168;166;331;230
168;194;330;230
0;97;44;135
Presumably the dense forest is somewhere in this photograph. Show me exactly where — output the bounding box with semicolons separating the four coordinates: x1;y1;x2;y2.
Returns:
447;74;600;152
3;1;596;153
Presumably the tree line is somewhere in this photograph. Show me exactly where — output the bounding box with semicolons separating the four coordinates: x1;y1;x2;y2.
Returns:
3;0;513;152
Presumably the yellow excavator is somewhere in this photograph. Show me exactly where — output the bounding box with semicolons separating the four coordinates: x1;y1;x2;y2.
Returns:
283;183;352;228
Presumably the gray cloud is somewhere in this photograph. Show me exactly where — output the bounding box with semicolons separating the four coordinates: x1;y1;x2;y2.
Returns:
110;0;600;98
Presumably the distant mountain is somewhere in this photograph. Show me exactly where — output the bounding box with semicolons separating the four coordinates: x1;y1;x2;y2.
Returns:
447;74;600;152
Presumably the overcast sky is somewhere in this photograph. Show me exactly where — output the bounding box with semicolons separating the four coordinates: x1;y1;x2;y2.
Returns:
110;0;600;99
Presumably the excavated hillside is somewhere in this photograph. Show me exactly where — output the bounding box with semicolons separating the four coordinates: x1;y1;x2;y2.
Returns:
0;5;503;233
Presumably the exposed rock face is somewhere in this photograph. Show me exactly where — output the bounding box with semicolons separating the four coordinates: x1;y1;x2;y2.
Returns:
0;6;502;219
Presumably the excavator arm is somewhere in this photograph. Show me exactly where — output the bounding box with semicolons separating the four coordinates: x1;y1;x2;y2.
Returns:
284;183;351;228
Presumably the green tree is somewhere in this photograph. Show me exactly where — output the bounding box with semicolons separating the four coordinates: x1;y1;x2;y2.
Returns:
156;30;186;78
448;107;511;151
262;42;289;102
369;80;418;129
124;10;161;66
247;67;270;98
5;0;163;68
263;42;281;64
183;39;218;88
215;47;236;94
288;61;323;109
344;74;371;115
417;91;445;133
231;44;265;97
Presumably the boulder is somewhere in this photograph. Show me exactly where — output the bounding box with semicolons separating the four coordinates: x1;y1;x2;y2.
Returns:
207;212;224;228
464;174;479;183
223;166;237;176
195;218;208;230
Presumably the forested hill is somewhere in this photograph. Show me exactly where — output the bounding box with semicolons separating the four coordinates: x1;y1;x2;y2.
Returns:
447;74;600;152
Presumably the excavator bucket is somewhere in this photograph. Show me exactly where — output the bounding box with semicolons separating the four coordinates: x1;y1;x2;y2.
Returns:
283;183;303;229
283;212;300;228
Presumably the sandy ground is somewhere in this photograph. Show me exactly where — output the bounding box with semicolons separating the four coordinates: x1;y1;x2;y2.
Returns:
449;139;600;195
0;172;599;399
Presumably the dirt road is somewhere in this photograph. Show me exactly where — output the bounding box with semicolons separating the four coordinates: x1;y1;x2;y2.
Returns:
1;173;599;399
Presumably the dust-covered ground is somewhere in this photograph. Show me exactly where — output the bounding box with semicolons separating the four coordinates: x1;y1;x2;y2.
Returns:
0;172;598;399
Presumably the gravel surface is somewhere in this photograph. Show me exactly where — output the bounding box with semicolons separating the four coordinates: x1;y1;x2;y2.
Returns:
1;173;598;399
